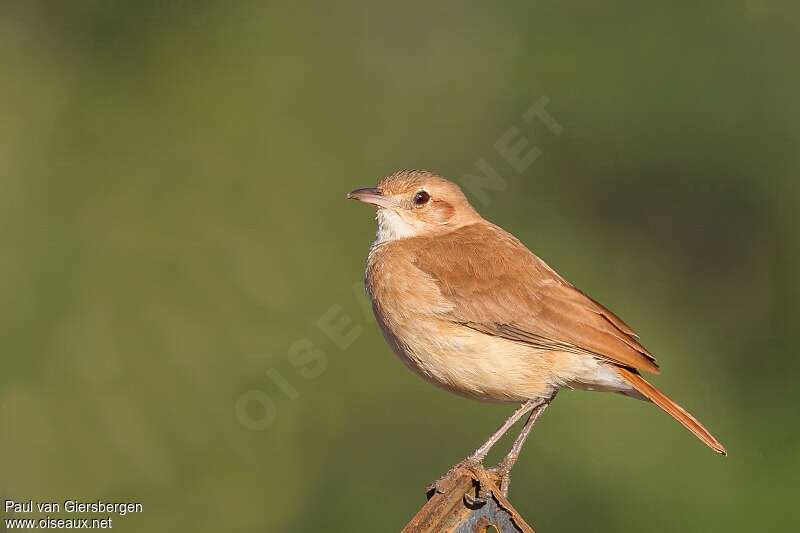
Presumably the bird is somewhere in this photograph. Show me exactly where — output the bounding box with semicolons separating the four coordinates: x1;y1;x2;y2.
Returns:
347;169;725;495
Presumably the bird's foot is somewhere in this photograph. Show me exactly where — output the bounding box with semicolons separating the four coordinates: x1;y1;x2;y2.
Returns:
486;464;512;498
426;458;498;504
426;457;481;497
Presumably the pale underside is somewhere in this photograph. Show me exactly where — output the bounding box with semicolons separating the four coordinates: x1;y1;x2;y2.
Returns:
365;210;656;403
372;303;631;402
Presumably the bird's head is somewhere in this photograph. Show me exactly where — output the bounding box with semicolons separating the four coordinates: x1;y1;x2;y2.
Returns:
347;170;480;242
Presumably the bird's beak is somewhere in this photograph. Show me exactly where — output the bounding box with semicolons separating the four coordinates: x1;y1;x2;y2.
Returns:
346;187;394;209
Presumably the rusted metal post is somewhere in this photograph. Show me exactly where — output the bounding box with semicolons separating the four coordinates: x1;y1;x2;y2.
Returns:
402;465;535;533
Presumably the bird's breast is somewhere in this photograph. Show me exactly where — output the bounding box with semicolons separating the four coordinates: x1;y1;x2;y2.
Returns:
364;242;557;402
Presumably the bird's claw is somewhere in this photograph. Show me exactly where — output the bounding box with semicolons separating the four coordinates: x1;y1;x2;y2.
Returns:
426;457;513;503
465;464;497;505
425;458;484;498
425;457;491;496
486;465;512;497
463;490;490;507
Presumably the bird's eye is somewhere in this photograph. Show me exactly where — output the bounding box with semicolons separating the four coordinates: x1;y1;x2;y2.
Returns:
413;190;430;206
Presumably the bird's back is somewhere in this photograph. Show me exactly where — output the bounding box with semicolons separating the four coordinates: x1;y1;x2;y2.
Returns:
369;220;659;375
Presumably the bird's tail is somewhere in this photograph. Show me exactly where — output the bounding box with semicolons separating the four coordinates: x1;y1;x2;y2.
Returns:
617;367;727;455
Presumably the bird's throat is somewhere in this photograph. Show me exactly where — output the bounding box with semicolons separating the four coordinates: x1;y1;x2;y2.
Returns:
375;208;418;243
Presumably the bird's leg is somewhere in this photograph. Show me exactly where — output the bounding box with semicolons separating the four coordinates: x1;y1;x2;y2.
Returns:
490;392;557;496
427;399;537;496
467;399;538;463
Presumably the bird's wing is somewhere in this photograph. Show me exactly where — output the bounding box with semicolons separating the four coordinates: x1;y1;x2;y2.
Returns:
410;223;660;374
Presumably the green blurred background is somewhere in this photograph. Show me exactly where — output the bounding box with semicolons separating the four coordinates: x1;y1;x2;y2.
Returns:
2;1;798;531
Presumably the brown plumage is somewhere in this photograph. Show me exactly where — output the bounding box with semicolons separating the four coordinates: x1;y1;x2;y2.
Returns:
617;367;726;453
404;222;660;375
349;169;726;463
